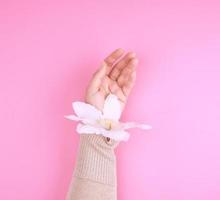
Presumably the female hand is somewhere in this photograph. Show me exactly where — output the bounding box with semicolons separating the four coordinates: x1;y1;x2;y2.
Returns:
85;48;138;112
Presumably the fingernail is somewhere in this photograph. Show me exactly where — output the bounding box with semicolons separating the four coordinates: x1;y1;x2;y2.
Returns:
117;48;124;53
130;52;136;57
132;58;138;65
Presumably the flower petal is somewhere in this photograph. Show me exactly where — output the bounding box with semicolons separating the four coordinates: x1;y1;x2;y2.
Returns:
64;114;96;125
76;123;102;134
73;102;102;120
101;129;130;141
103;94;121;121
121;122;152;130
64;114;81;121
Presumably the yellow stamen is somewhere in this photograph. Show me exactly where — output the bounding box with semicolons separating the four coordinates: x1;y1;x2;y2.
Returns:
99;119;115;130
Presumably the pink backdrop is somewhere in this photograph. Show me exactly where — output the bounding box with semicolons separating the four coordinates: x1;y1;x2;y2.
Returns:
0;0;220;199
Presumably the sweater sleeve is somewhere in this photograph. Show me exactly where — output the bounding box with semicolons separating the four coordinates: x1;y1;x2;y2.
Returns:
66;134;119;200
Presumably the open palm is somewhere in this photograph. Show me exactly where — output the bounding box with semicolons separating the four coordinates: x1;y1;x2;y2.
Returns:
85;48;138;111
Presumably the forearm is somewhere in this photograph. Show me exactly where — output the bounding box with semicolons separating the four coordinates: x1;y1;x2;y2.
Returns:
66;48;138;200
66;134;118;200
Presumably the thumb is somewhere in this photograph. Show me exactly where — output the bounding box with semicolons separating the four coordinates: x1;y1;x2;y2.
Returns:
88;61;107;93
94;61;107;79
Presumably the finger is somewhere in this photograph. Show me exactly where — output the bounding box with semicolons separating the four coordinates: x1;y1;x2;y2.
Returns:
117;58;138;87
87;62;107;94
104;48;125;74
122;71;136;97
99;76;111;96
109;52;136;81
109;82;126;103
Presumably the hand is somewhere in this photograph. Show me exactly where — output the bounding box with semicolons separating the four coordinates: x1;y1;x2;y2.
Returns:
85;48;138;111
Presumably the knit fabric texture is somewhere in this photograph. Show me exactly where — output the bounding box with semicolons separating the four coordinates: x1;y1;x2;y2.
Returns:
66;134;119;200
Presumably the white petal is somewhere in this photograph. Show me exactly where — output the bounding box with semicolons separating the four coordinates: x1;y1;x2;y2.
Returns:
103;94;121;121
76;123;102;134
64;115;81;121
121;122;152;130
101;129;130;141
138;124;152;129
73;102;102;120
64;115;96;125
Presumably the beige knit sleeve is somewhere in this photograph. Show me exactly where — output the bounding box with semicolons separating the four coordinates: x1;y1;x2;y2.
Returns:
66;134;119;200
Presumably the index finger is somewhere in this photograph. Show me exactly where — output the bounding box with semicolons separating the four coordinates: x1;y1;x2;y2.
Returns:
104;48;125;74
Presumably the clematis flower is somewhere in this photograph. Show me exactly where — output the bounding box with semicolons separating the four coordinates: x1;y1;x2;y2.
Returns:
65;94;152;141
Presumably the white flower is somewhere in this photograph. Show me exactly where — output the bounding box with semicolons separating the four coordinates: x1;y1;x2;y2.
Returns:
65;94;152;141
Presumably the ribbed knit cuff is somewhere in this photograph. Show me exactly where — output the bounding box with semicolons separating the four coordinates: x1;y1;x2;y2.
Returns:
73;134;119;186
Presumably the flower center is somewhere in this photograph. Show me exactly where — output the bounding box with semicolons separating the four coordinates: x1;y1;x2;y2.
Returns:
98;119;116;130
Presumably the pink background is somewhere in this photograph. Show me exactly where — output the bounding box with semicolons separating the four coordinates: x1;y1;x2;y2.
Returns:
0;0;220;199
